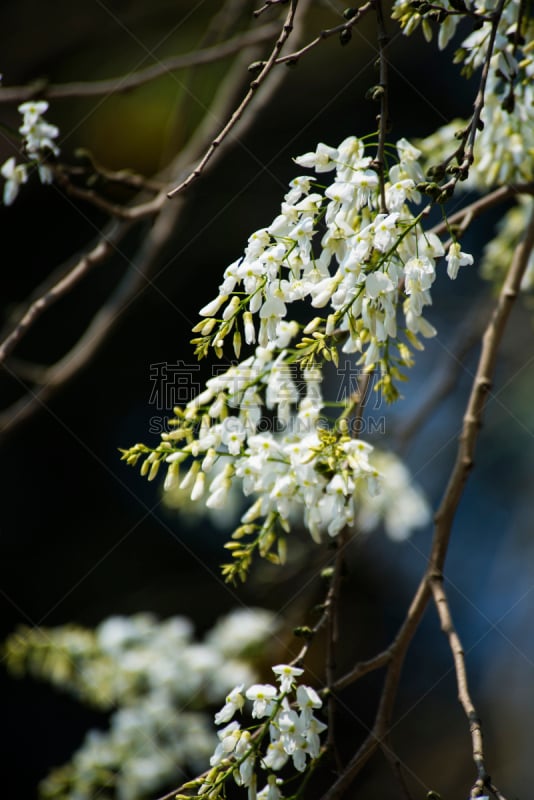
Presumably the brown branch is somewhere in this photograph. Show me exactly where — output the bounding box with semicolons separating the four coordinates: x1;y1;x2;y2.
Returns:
0;223;133;366
320;200;534;800
0;25;279;103
437;0;507;191
326;534;346;772
331;650;391;693
254;0;289;17
430;183;534;240
373;0;390;214
54;172;167;220
380;740;416;800
167;0;300;198
429;575;489;799
267;4;373;66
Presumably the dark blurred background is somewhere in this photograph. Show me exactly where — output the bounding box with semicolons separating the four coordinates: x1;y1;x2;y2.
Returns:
0;1;532;797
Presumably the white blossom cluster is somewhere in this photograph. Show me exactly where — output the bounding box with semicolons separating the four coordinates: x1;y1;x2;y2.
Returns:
1;100;60;204
196;664;325;800
5;608;278;800
163;444;431;543
393;0;534;188
124;134;455;576
198;135;449;365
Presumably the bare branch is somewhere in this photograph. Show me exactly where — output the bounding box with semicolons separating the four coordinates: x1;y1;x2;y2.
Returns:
429;575;489;798
167;0;300;198
267;4;373;66
0;223;133;366
326;533;346;772
331;650;391;693
431;183;534;240
54;172;167;220
373;0;390;214
0;25;279;104
395;298;489;449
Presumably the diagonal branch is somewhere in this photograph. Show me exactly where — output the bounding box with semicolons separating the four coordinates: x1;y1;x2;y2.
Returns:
429;575;487;798
0;25;279;103
167;0;300;198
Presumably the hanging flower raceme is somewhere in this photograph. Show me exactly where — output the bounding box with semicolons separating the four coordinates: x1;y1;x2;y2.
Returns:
1;100;60;205
176;665;326;800
123;134;459;580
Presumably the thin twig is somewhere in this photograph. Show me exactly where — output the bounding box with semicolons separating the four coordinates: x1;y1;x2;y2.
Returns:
0;223;132;366
331;650;391;692
437;0;507;191
430;182;534;239
167;0;300;198
0;25;279;104
380;740;416;800
54;171;167;220
326;534;346;772
373;0;390;214
255;0;289;17
429;575;488;798
267;3;373;66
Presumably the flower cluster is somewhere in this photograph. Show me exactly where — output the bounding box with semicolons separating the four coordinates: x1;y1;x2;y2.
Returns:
123;134;458;579
163;444;431;544
183;664;325;800
195;135;448;381
1;100;60;204
125;418;381;581
4;608;278;800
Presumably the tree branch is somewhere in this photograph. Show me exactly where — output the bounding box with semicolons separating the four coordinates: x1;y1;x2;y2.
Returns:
429;575;489;799
167;0;300;198
265;4;373;66
373;0;390;214
0;222;133;366
0;25;279;103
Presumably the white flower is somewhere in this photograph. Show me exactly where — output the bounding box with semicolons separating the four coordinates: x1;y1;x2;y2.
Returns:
262;739;289;771
446;242;474;280
1;157;28;205
246;684;278;718
210;720;242;766
257;774;284;800
272;664;304;693
296;685;322;723
294;142;338;172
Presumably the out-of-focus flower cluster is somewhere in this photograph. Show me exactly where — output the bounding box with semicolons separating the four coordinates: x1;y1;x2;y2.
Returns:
1;100;60;204
480;199;534;292
179;664;325;800
4;608;277;800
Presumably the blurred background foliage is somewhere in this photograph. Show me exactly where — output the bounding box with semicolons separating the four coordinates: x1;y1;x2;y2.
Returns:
0;0;532;797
